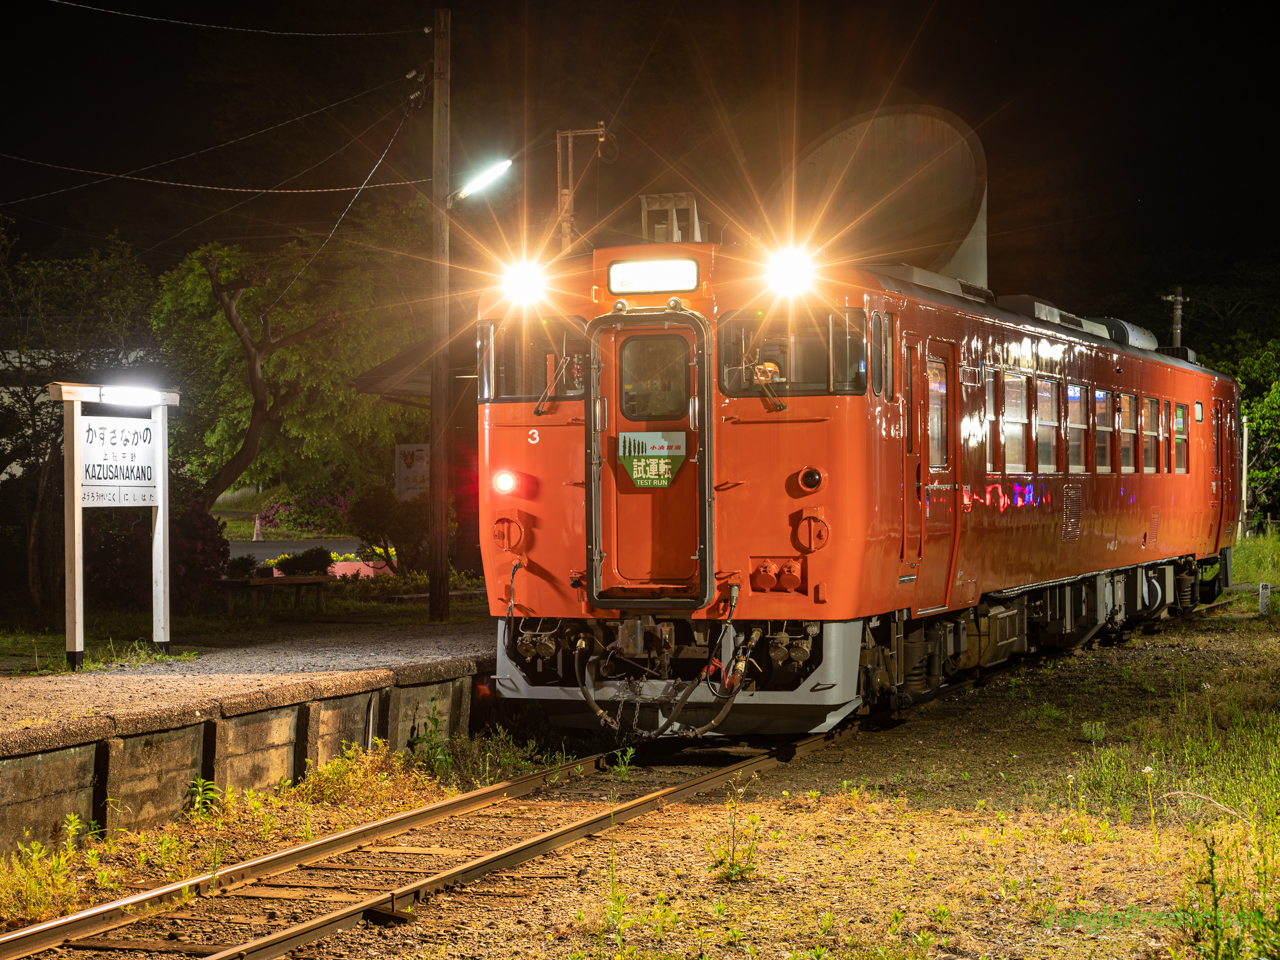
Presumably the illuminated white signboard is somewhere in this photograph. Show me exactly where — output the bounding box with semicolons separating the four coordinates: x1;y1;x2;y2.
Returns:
607;258;699;295
80;416;159;506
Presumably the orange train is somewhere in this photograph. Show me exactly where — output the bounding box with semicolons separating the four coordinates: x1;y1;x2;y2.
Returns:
476;243;1240;735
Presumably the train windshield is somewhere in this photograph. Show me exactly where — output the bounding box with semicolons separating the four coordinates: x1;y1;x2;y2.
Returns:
479;316;588;402
719;309;867;397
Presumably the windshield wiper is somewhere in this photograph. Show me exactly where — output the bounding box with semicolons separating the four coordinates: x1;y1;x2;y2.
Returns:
533;355;571;416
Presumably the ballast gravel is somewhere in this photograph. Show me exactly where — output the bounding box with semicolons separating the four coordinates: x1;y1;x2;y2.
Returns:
0;619;497;737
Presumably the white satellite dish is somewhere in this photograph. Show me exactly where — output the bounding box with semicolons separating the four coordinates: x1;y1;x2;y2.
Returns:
764;105;988;288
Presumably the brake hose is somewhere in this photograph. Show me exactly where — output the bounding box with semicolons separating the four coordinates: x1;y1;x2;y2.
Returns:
575;638;618;730
703;584;741;700
503;559;524;654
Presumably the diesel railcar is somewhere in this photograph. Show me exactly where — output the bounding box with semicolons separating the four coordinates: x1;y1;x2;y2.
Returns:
476;243;1240;735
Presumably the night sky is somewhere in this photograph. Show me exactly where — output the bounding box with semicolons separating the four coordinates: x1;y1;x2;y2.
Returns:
1;0;1271;325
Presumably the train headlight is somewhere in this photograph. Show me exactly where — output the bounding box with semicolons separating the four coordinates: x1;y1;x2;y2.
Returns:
501;262;546;305
493;470;518;494
765;248;815;297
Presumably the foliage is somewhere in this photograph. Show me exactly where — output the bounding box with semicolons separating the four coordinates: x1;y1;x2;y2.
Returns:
609;747;636;782
292;738;437;807
347;485;453;575
706;774;762;882
1175;832;1280;959
150;202;432;501
0;821;83;926
186;777;222;814
0;219;157;610
227;554;257;579
274;546;333;576
259;487;352;535
82;477;230;608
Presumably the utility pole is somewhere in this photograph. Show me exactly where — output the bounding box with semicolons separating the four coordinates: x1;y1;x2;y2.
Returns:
428;8;451;622
1161;285;1190;348
556;122;607;254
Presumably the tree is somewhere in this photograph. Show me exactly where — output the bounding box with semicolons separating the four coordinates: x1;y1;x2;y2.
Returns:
151;200;433;509
0;219;155;609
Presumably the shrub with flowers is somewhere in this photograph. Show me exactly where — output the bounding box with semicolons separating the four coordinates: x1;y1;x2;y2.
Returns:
259;488;353;535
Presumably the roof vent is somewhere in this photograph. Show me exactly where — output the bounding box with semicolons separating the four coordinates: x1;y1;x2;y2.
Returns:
1093;318;1159;351
997;295;1112;340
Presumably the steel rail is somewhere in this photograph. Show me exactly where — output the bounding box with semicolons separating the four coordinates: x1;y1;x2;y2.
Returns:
200;727;851;960
0;753;607;960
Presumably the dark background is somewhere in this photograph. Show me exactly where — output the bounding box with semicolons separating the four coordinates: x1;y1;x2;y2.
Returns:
1;0;1271;338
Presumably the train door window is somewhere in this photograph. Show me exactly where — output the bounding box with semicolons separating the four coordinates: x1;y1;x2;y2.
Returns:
619;336;688;420
1165;401;1173;472
1095;390;1113;474
1143;397;1160;474
1195;401;1204;422
1003;372;1028;474
831;309;869;393
870;312;884;396
1119;394;1138;473
985;368;998;473
1035;379;1059;473
1067;383;1087;472
1174;403;1189;473
927;359;948;468
1213;407;1221;474
884;315;896;400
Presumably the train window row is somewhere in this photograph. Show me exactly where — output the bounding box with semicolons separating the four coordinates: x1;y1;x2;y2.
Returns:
984;368;1192;477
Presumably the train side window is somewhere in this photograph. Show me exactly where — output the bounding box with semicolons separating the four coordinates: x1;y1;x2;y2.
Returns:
927;359;948;468
1035;379;1059;473
905;347;915;453
1067;384;1087;472
494;318;589;401
1094;389;1113;474
883;314;895;401
1165;400;1173;472
870;312;884;396
1195;401;1204;422
985;368;999;473
1119;394;1137;473
1003;372;1028;474
1213;406;1221;474
831;310;868;394
1174;403;1189;473
1143;397;1160;474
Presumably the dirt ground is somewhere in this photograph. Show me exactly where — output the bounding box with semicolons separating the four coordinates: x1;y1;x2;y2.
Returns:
386;608;1276;960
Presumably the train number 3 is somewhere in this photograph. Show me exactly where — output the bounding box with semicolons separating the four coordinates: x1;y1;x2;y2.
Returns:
528;429;540;444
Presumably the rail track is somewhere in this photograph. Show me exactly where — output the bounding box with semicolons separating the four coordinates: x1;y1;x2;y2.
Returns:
0;730;852;960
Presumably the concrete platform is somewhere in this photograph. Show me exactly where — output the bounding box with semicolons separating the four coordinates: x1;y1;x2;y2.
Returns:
0;622;497;853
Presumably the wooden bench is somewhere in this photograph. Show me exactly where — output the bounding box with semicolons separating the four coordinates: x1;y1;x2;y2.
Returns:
218;575;336;616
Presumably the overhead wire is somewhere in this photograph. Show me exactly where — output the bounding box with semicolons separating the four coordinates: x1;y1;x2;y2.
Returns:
177;108;411;387
0;154;430;194
41;0;423;36
0;78;404;206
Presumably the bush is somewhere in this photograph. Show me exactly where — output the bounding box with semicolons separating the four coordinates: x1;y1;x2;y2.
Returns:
84;499;229;607
259;488;352;535
227;554;257;579
347;486;453;575
275;547;333;576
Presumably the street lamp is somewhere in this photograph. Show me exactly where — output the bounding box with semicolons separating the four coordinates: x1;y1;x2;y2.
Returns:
451;159;511;206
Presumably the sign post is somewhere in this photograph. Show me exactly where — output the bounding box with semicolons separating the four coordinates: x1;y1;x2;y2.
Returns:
48;383;179;669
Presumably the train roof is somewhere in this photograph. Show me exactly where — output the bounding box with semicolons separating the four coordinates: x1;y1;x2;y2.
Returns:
857;264;1234;386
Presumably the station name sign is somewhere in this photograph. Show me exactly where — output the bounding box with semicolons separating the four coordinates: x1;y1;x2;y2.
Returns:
80;416;159;506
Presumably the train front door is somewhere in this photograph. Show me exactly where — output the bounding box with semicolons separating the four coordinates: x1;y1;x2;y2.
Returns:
915;341;957;612
586;312;714;609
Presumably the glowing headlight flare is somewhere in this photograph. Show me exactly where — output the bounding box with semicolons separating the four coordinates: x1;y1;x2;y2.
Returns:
765;248;816;297
493;470;517;494
456;159;512;201
501;262;547;306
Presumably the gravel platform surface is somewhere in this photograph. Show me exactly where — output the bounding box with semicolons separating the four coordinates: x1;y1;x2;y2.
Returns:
0;618;498;746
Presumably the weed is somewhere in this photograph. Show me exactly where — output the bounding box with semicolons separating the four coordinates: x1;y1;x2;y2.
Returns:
407;703;454;778
1174;832;1280;958
887;908;904;935
817;910;835;935
927;905;951;927
713;899;727;918
706;774;762;882
610;747;636;782
186;776;222;814
1081;720;1107;743
0;836;80;922
645;893;677;942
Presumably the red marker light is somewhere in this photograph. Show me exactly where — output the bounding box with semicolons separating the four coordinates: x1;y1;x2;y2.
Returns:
493;470;517;494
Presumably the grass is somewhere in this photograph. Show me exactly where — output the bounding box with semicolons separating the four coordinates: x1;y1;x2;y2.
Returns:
1233;532;1280;585
0;729;570;929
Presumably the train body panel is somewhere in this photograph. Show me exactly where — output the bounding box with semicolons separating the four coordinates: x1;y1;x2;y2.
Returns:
478;242;1240;734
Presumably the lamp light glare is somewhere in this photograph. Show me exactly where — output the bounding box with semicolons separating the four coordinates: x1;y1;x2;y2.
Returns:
100;386;163;406
493;470;517;494
501;262;546;305
457;159;512;200
765;248;816;297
